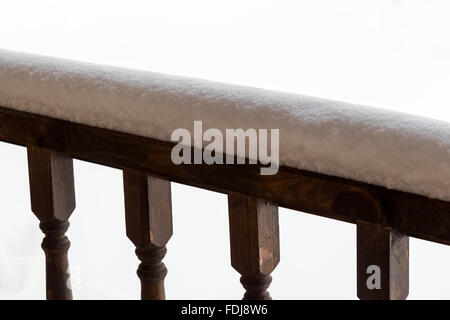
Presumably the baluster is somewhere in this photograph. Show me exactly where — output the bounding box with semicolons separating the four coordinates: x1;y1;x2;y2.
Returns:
228;192;280;300
27;146;76;300
357;221;409;300
123;170;173;300
333;190;409;300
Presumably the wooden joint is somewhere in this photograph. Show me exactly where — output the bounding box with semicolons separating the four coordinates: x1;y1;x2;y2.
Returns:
334;189;384;224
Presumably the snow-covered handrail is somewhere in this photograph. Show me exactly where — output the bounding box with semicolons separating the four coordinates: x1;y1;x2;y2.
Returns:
0;49;449;300
1;49;449;201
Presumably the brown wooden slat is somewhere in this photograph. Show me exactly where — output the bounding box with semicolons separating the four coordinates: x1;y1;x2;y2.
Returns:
123;169;173;300
27;146;75;300
357;221;409;300
1;106;449;246
228;193;280;300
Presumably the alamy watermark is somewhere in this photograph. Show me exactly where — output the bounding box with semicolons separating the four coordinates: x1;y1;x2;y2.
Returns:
366;265;381;290
171;121;279;175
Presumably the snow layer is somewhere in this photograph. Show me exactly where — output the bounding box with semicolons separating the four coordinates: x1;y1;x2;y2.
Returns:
0;49;449;201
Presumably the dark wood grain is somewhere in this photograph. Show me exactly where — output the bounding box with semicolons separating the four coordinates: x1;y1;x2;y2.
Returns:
228;193;280;300
357;221;409;300
123;169;173;300
27;146;75;300
1;107;449;247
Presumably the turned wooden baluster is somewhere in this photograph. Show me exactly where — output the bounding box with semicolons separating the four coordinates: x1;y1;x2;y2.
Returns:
357;221;409;300
333;190;409;300
228;192;280;300
123;170;173;300
27;146;75;300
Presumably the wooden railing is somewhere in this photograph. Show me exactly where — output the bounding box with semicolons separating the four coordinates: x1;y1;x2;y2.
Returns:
1;105;449;300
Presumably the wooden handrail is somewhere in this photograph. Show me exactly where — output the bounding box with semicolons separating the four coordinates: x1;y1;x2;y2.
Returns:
1;105;449;299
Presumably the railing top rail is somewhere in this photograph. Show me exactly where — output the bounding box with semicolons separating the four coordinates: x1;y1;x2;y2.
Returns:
1;49;450;202
1;106;449;246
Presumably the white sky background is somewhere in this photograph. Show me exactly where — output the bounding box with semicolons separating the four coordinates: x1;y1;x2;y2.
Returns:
0;0;449;299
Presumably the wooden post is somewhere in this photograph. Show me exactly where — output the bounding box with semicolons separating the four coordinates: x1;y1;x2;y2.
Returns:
228;192;280;300
123;169;173;300
357;221;409;300
27;146;76;300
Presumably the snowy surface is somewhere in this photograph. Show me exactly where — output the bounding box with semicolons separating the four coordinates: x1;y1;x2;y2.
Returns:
1;49;450;201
